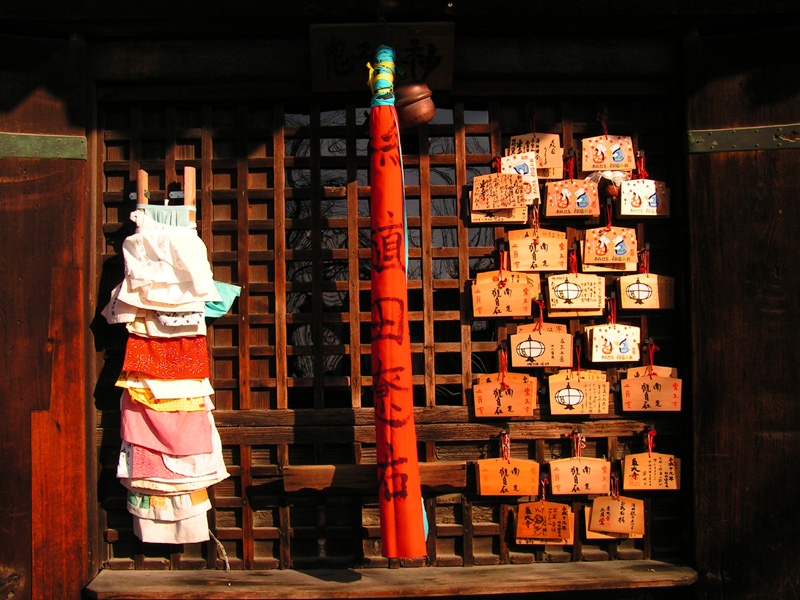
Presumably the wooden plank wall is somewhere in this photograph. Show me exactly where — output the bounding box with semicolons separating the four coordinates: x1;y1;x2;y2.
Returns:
686;27;800;599
94;95;689;572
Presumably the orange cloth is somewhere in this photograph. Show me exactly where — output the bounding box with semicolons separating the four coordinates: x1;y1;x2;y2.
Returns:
123;334;210;380
369;102;426;559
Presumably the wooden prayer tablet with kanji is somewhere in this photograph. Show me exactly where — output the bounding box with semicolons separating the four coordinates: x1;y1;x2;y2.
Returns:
509;331;573;368
476;458;540;496
589;495;645;535
545;179;600;217
619;179;670;217
622;452;680;490
581;135;635;171
618;273;675;310
516;501;572;540
548;457;611;495
473;372;536;417
620;375;682;411
507;228;568;272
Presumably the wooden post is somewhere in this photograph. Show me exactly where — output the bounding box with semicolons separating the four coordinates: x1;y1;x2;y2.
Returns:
137;169;149;205
184;165;196;222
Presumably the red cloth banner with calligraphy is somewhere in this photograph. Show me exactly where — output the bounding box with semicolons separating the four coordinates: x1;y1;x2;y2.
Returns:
368;45;427;559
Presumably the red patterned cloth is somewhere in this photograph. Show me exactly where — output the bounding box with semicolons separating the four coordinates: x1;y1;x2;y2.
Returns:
123;334;210;379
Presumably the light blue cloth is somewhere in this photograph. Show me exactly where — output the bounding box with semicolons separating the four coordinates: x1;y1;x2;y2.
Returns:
369;45;396;107
136;204;196;228
204;281;241;318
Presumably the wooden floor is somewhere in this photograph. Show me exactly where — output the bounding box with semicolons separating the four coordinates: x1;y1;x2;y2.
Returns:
85;560;697;599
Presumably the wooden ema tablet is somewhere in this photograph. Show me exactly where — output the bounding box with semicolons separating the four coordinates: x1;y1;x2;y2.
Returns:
476;457;540;496
516;501;572;540
473;372;536;417
589;495;645;535
549;457;610;495
622;452;680;490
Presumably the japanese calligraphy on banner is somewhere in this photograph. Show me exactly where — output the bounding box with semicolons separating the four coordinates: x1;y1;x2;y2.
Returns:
476;457;540;496
619;179;670;217
547;273;605;311
499;153;541;204
471;280;535;318
509;330;573;368
472;173;526;211
548;377;610;415
623;452;680;490
584;506;643;539
581;135;635;171
587;323;641;363
509;133;562;169
473;372;536;417
507;228;568;272
620;375;682;411
475;270;541;296
618;273;675;310
544;179;600;217
589;495;645;535
584;226;638;264
310;23;454;92
549;457;610;495
515;501;572;540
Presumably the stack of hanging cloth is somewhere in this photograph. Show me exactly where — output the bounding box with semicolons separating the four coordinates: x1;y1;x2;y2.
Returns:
102;206;240;544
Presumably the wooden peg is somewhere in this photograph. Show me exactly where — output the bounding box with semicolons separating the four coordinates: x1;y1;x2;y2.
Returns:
184;166;196;223
137;169;149;205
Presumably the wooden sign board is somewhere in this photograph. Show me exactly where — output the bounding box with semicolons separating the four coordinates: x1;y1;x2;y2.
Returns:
548;377;610;415
471;280;535;318
544;179;600;217
517;507;574;545
547;273;605;311
507;228;568;272
509;133;562;169
581;135;635;171
622;452;680;490
476;457;540;496
516;501;572;540
310;23;454;92
549;457;610;495
619;179;670;217
589;495;645;535
620;375;682;411
618;273;675;310
473;372;536;417
548;368;607;382
584;506;643;539
580;239;636;273
472;173;526;211
584;226;638;264
587;323;641;363
499;153;541;204
509;331;573;368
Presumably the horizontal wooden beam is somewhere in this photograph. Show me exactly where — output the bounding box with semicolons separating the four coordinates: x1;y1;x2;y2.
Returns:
282;462;467;493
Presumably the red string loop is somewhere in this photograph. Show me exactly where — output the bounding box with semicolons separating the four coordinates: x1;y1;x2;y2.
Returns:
568;248;578;274
500;430;511;462
607;297;617;325
646;428;657;457
499;347;509;390
540;476;549;503
564;153;575;180
647;343;659;379
635;154;649;180
639;248;649;275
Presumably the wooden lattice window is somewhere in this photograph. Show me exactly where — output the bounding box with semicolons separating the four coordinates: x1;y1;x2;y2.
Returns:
95;97;688;572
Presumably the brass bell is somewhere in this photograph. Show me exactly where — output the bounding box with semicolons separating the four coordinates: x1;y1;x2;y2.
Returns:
394;82;435;130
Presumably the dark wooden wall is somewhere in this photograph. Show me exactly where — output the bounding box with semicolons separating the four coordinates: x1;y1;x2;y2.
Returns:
686;27;800;599
0;35;90;600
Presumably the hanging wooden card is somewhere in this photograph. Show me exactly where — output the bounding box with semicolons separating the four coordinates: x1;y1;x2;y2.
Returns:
548;307;605;318
581;135;635;171
549;457;611;495
584;506;643;539
499;153;541;205
471;280;535;318
507;228;568;272
589;495;645;535
469;191;528;224
476;457;540;496
619;179;670;217
516;501;572;540
548;368;607;382
537;166;564;180
475;270;541;296
584;226;638;264
620;375;682;411
473;372;536;417
618;273;675;309
623;452;680;490
472;173;526;211
626;365;678;379
509;330;573;368
548;376;610;415
547;273;605;311
509;132;562;169
517;507;575;545
544;179;601;217
588;323;641;362
580;239;636;273
516;322;567;334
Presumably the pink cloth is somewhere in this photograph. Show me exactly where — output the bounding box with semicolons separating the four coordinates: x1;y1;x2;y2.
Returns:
120;390;212;456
